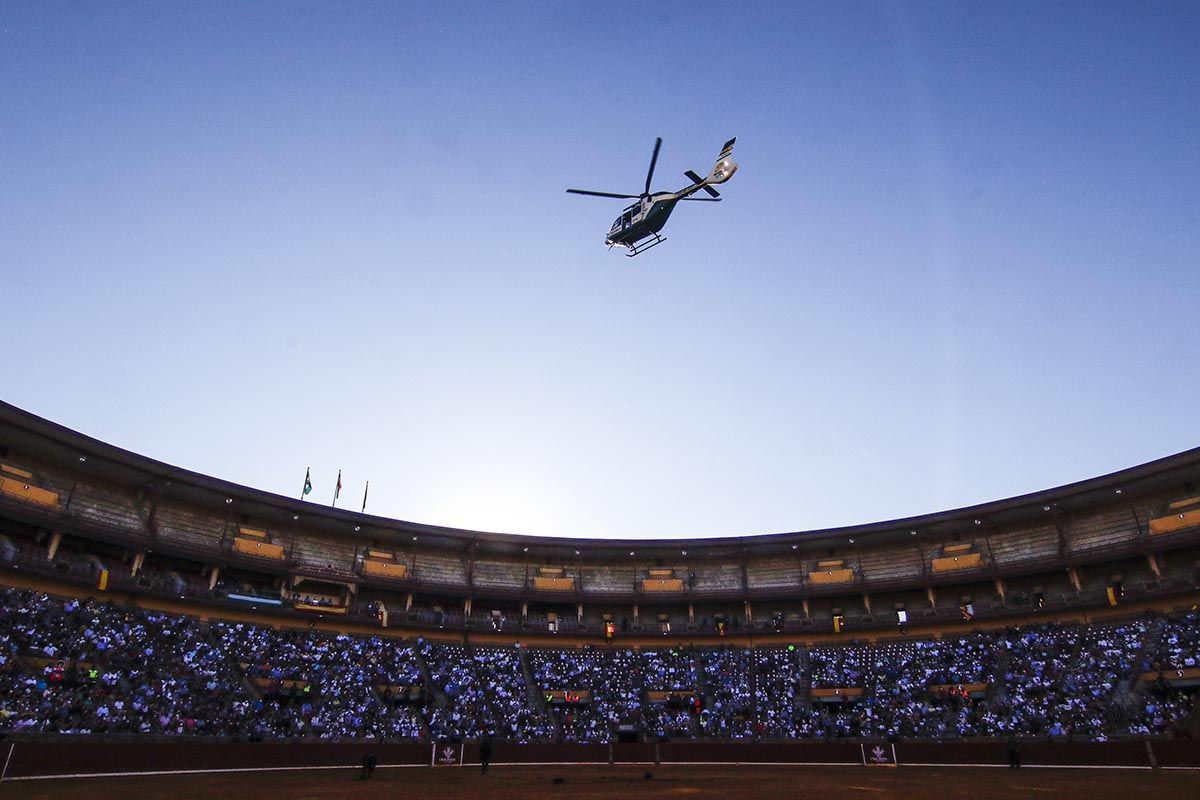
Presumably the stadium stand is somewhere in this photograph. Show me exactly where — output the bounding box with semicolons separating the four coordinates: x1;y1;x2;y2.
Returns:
1;400;1199;751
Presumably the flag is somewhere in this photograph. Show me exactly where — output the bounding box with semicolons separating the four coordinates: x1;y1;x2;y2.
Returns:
302;468;312;498
361;481;369;513
333;470;342;506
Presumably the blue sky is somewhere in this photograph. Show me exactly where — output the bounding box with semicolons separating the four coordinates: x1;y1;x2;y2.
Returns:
2;1;1198;538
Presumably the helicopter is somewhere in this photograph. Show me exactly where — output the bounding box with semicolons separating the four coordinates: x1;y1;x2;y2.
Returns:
567;137;738;256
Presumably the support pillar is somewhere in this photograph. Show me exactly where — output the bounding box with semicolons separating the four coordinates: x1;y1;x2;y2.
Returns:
926;586;936;608
744;601;752;624
46;532;62;561
464;597;473;618
131;551;145;576
688;604;695;625
994;578;1007;602
802;598;810;620
208;566;220;592
1146;553;1162;578
520;600;528;620
577;602;583;623
633;605;639;626
862;594;872;614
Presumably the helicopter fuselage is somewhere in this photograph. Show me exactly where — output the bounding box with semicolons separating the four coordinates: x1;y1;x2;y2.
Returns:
605;193;680;249
568;136;736;256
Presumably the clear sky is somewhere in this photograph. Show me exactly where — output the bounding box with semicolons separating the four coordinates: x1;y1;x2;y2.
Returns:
2;2;1198;539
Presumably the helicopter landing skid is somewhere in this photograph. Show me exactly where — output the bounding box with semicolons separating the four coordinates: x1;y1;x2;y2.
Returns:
623;232;666;257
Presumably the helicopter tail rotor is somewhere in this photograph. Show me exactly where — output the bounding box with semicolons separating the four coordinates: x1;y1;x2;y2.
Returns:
706;137;738;185
684;170;721;198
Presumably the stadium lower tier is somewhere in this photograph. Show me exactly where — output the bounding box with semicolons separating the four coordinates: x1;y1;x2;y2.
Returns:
1;584;1196;743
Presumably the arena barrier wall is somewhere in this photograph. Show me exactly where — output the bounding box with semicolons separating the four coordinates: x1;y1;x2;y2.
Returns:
2;739;1197;780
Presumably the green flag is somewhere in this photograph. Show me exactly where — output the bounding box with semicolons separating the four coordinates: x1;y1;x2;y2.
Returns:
302;467;312;498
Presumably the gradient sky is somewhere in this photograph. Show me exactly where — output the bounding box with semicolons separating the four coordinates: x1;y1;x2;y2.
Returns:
2;2;1198;539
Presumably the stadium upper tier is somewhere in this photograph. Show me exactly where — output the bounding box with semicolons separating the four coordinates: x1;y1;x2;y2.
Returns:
1;400;1199;632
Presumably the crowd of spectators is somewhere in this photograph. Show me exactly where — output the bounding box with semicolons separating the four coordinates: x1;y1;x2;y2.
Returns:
698;646;753;738
419;642;554;742
0;587;252;735
1;586;1196;743
210;621;425;740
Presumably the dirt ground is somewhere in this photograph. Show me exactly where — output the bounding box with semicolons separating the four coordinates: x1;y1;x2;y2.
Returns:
3;764;1198;800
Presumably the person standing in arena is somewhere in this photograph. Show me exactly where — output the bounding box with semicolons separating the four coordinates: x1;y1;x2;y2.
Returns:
480;736;493;775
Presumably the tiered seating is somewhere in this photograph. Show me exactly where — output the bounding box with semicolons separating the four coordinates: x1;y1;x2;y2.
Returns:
289;534;354;574
754;646;809;737
857;543;923;584
988;523;1060;566
471;559;526;590
211;622;424;739
697;646;753;737
2;584;1197;743
582;565;636;593
0;588;253;735
866;634;996;738
1129;612;1200;735
65;481;144;533
692;563;742;592
1069;507;1140;554
154;503;225;555
414;551;467;585
746;556;799;589
526;646;630;741
420;642;552;742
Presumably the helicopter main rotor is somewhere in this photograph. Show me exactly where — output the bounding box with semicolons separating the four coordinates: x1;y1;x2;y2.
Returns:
567;137;665;201
566;137;724;202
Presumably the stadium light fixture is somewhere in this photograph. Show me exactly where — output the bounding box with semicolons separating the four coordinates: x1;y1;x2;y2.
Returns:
225;498;233;505
78;456;86;462
1115;488;1123;495
791;544;798;550
974;519;982;525
1043;505;1052;511
681;550;687;555
353;526;360;532
523;547;528;552
292;515;299;521
910;530;917;536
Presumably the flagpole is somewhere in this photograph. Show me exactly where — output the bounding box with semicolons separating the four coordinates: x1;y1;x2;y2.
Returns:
332;469;342;508
362;481;369;513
